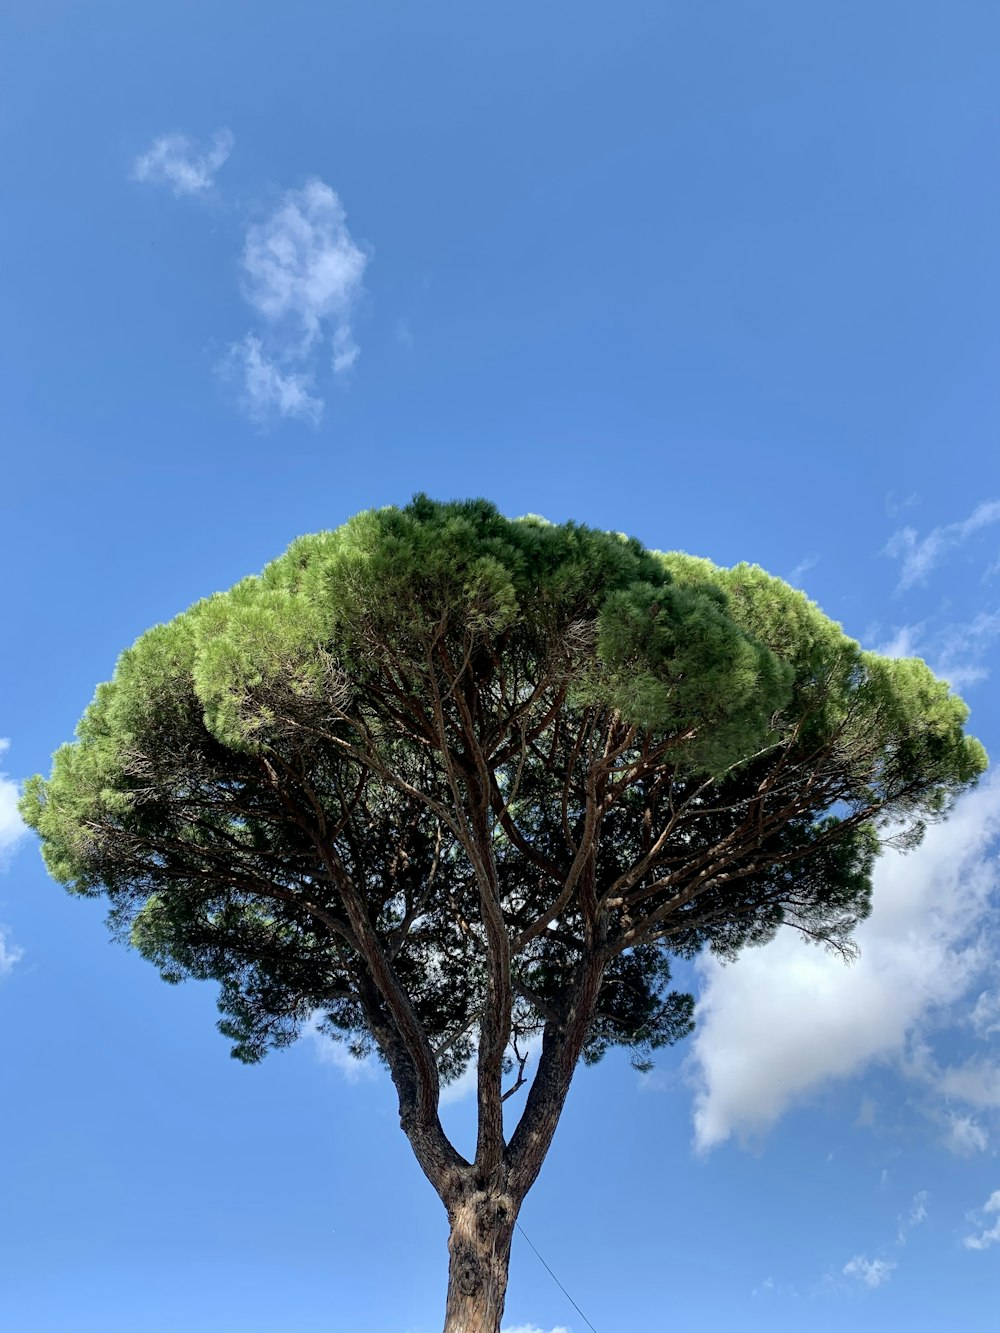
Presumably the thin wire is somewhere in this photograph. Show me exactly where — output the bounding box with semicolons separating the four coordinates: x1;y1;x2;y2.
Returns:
514;1221;600;1333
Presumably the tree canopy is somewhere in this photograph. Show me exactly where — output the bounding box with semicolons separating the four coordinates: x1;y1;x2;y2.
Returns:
22;496;987;1331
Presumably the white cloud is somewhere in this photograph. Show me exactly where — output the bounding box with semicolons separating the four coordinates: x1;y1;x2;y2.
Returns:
945;1113;988;1156
689;776;1000;1152
131;128;233;196
786;556;819;587
331;325;359;374
885;500;1000;590
0;740;27;866
0;925;23;977
303;1015;539;1109
963;1190;1000;1250
440;1058;480;1107
970;988;1000;1037
303;1016;377;1083
501;1325;570;1333
394;316;414;349
875;623;925;659
900;1190;928;1239
886;491;919;519
933;610;1000;691
226;335;323;426
934;1057;1000;1109
132;142;369;423
843;1255;895;1288
872;612;1000;692
0;742;25;977
241;178;367;357
441;1033;543;1107
226;178;369;422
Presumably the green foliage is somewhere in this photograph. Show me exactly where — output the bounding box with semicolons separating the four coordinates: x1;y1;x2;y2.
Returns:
22;496;987;1077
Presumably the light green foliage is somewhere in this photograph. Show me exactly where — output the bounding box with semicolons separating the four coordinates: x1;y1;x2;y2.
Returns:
21;497;986;1072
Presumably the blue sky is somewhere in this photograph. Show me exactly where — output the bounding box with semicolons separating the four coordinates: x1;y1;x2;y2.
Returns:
2;2;1000;1329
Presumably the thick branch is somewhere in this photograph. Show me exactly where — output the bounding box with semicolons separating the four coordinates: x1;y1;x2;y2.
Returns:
506;954;606;1200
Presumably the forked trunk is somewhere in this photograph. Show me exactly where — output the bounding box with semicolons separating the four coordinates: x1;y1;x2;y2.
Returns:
442;1189;518;1333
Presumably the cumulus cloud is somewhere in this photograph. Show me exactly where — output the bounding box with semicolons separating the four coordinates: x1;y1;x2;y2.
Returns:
885;500;1000;591
843;1255;895;1288
689;776;1000;1152
228;178;369;422
963;1190;1000;1250
131;128;233;195
130;135;369;423
0;740;27;866
241;179;367;353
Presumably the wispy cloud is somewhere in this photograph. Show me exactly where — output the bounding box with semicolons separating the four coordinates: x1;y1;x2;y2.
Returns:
945;1112;988;1156
885;500;1000;591
885;491;919;519
874;623;925;660
970;987;1000;1037
963;1190;1000;1250
0;926;23;978
0;740;27;866
935;611;1000;689
440;1033;543;1107
303;1015;378;1083
843;1255;895;1288
896;1191;929;1244
131;128;234;196
394;316;414;349
688;776;1000;1152
933;1055;1000;1109
872;611;1000;692
786;555;819;587
228;178;369;423
0;741;26;977
439;1058;480;1107
501;1325;570;1333
224;335;323;426
833;1192;925;1289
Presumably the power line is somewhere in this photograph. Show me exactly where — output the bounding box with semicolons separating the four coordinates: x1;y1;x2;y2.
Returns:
515;1221;600;1333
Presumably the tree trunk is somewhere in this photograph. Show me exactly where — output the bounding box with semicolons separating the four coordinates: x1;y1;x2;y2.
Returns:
442;1188;518;1333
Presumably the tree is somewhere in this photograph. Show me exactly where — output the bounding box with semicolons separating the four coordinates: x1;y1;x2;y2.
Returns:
22;496;986;1332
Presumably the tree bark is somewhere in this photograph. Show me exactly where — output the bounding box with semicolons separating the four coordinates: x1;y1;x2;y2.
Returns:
442;1187;518;1333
